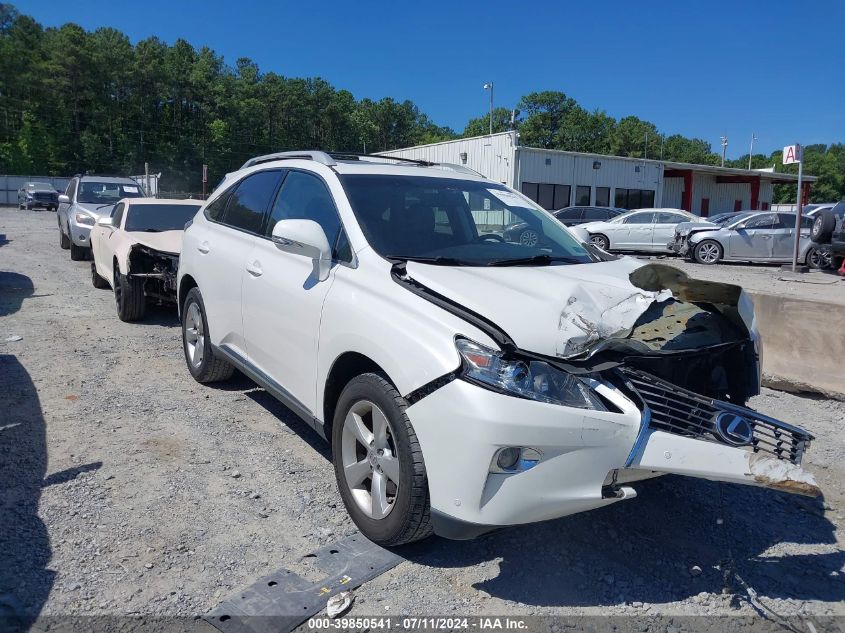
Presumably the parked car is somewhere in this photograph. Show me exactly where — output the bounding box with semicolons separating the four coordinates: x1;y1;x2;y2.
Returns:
671;211;815;266
581;208;696;252
177;151;816;546
504;206;627;246
809;202;845;271
17;181;58;211
89;198;202;321
58;175;145;261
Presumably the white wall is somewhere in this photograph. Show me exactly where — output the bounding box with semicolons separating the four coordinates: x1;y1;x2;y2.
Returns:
518;149;662;207
380;133;516;186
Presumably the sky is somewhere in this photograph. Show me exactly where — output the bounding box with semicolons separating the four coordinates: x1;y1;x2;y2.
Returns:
15;0;845;159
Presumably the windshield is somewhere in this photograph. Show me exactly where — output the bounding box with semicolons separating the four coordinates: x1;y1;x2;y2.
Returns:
340;175;594;266
78;181;144;203
124;203;201;232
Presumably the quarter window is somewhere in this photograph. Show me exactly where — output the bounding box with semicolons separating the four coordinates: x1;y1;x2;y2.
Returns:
205;191;231;222
267;171;348;260
222;170;282;233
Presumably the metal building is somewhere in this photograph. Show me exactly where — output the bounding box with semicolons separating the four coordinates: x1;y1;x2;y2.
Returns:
380;131;815;216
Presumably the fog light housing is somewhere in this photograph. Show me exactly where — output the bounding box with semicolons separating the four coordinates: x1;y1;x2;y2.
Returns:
490;447;542;473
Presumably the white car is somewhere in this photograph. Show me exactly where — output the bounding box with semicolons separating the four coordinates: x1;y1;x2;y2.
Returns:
582;208;696;252
90;198;202;321
177;151;817;545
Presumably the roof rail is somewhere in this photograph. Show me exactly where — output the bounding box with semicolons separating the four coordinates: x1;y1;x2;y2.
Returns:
240;151;337;169
434;163;483;177
330;152;436;167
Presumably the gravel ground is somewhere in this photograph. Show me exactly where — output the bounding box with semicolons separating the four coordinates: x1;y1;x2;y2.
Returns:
634;254;845;305
1;207;844;627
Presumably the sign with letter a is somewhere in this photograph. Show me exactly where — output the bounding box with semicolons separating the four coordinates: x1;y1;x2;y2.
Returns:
783;144;802;165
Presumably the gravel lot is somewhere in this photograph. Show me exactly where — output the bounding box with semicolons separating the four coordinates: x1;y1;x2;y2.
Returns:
1;207;844;627
638;254;845;306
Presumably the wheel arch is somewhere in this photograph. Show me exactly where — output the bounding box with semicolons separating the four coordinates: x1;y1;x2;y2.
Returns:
178;274;198;317
322;351;392;446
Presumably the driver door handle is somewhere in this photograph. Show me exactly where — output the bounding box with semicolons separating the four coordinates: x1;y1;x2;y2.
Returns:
246;261;263;277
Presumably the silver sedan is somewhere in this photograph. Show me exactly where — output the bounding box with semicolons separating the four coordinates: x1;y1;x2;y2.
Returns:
670;211;815;265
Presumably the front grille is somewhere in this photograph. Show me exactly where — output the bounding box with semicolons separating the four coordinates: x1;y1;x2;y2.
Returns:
620;368;812;464
33;192;56;201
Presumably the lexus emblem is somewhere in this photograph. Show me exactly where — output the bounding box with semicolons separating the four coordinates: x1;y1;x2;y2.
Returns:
713;412;754;446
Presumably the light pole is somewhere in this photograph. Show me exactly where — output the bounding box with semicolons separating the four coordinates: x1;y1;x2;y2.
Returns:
748;133;757;170
483;82;494;135
720;135;728;167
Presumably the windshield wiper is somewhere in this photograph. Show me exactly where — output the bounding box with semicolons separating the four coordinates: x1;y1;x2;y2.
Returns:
487;254;582;267
386;255;473;266
140;228;162;233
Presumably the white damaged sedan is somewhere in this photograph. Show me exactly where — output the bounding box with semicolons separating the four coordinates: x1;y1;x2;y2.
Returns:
176;152;818;545
91;198;202;321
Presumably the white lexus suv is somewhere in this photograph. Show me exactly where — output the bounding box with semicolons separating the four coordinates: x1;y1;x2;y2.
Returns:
177;151;817;546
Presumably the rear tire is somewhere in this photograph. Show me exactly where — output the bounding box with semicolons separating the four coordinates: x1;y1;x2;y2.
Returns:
181;287;234;382
70;241;88;261
91;263;109;288
332;373;432;546
114;269;146;322
806;247;831;270
518;229;539;247
694;240;722;265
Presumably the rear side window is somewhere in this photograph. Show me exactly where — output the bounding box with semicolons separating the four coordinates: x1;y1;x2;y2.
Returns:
222;170;282;233
205;191;230;222
267;171;347;260
556;208;582;220
624;212;654;224
656;212;686;223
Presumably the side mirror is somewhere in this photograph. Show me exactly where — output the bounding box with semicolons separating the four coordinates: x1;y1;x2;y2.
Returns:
58;194;70;204
96;216;113;227
270;219;332;281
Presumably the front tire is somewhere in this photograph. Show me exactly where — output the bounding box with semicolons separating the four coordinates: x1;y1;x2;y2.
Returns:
91;263;109;288
518;229;539;247
181;287;234;382
59;222;70;249
694;240;722;265
70;241;88;261
332;373;432;546
114;269;146;322
590;234;610;250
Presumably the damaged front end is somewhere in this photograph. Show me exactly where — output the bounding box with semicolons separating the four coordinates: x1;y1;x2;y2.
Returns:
127;244;180;304
395;260;819;499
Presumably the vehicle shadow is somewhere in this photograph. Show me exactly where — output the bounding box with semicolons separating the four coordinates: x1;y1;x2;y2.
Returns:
0;271;34;317
206;375;332;461
0;354;54;628
401;476;843;607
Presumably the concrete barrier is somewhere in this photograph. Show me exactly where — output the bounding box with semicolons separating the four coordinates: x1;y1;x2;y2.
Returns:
750;291;844;399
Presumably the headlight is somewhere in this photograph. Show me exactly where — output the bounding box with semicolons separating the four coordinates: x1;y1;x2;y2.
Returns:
74;212;95;226
455;338;606;410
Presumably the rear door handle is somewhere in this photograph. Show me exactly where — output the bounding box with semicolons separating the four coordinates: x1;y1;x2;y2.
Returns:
246;261;263;277
197;241;210;254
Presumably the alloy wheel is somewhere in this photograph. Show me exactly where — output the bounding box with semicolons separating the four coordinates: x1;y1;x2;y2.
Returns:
184;302;205;369
590;235;608;250
340;400;400;520
519;230;539;247
698;242;720;264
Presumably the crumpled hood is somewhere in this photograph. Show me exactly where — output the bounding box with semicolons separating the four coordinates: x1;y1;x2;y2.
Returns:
676;221;718;236
407;257;675;358
127;230;183;255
